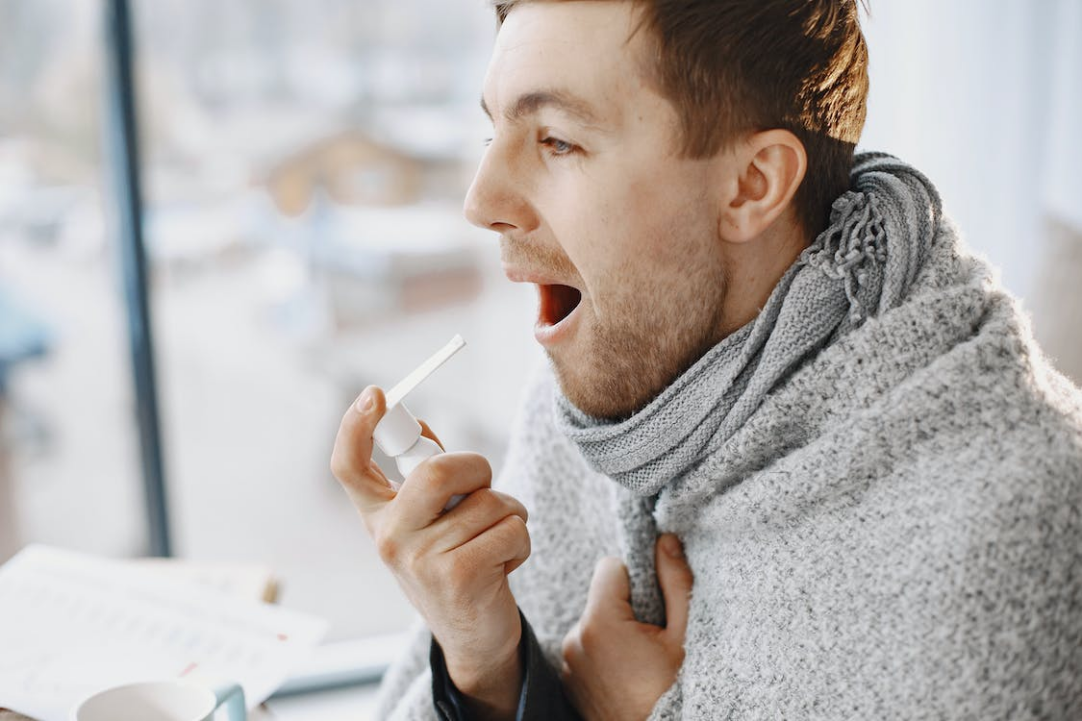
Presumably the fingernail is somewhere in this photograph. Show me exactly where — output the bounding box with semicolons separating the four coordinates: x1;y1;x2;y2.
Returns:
354;390;374;414
663;534;683;558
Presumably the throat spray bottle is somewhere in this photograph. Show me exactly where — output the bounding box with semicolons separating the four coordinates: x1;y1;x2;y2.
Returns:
372;335;467;509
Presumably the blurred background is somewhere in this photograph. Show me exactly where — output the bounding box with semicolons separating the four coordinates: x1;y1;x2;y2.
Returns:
0;0;1079;645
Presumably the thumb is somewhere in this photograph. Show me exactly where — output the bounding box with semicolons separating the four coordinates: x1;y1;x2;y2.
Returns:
330;386;395;512
584;556;635;622
656;534;693;640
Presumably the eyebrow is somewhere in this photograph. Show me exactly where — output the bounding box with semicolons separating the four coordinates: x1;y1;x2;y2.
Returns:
480;89;602;126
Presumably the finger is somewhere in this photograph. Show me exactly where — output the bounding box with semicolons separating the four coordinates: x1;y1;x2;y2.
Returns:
429;489;528;553
330;386;396;512
503;515;532;575
584;556;635;622
417;420;445;451
394;452;493;529
450;513;530;572
656;534;694;640
560;622;582;665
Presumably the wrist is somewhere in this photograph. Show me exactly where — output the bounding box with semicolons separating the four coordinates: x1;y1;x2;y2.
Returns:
443;617;524;719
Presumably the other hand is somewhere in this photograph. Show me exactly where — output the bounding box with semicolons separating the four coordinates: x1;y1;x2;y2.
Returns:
560;534;693;721
330;386;531;719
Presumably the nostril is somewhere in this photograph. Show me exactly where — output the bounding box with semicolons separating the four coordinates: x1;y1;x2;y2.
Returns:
463;193;518;233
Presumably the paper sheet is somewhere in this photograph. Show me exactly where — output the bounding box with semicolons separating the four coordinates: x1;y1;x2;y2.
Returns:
0;546;328;721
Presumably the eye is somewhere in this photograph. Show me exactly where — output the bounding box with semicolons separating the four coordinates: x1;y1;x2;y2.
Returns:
482;137;493;147
540;136;580;157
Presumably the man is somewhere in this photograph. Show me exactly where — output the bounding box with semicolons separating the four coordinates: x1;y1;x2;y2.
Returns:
331;1;1082;719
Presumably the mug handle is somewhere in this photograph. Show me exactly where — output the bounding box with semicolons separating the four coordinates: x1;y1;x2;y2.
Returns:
211;683;247;721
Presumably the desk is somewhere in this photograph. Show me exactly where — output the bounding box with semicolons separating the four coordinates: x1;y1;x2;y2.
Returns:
0;683;381;721
262;684;380;720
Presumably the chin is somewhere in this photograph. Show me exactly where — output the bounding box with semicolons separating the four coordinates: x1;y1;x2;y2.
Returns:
548;351;654;421
548;318;723;422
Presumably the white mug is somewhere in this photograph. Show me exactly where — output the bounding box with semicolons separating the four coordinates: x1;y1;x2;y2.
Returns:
73;680;246;721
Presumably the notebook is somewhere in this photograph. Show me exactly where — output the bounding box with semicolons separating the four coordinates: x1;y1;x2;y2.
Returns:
0;545;327;721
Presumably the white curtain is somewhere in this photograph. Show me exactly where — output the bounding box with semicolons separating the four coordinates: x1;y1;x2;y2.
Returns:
859;0;1081;380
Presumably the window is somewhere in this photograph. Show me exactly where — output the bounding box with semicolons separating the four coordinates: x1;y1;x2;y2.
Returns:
1;0;541;644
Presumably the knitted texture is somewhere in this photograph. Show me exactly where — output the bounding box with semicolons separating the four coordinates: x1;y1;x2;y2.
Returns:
556;153;942;625
556;153;937;499
376;161;1082;719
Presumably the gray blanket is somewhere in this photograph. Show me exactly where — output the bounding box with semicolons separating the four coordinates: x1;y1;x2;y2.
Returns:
377;157;1082;719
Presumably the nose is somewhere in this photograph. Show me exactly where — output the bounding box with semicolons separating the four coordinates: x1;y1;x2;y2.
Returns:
463;140;538;234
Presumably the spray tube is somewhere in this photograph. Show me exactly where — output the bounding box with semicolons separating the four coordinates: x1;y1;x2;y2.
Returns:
372;335;467;510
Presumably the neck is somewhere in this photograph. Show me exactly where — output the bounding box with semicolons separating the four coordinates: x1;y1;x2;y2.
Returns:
717;216;809;337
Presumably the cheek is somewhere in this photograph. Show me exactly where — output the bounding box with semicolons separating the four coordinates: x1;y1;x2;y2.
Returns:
539;160;713;295
536;179;621;289
602;176;711;277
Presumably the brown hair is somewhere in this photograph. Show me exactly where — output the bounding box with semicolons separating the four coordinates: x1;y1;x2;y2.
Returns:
493;0;870;238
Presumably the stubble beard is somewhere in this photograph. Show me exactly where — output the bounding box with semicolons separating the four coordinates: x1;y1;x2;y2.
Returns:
552;256;728;421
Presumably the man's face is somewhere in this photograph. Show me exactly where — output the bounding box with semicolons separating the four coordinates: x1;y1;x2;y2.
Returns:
466;1;730;420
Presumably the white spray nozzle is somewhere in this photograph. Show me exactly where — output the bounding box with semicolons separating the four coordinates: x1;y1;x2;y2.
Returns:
386;334;466;409
373;335;467;459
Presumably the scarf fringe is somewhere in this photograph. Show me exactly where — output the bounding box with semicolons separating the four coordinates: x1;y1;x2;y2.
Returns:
802;191;889;323
556;153;942;497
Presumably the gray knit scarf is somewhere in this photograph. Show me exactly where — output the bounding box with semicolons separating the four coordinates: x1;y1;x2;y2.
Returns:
556;152;941;497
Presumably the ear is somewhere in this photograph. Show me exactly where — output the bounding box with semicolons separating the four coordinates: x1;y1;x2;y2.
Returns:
718;129;807;243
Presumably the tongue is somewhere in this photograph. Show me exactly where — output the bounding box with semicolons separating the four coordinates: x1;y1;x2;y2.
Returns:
543;284;582;325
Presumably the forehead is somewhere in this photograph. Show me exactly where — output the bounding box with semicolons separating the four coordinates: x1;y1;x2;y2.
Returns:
483;2;650;123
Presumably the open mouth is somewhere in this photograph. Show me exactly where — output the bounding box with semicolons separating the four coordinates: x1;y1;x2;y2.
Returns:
538;283;583;327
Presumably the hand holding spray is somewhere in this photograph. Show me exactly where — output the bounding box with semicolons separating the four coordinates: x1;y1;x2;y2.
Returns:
372;335;467;509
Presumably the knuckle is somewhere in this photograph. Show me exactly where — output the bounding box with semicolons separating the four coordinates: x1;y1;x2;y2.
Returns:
560;629;578;661
469;487;496;509
404;551;428;583
502;514;530;543
329;450;350;483
486;513;512;538
445;552;474;587
330;447;368;488
577;616;602;650
516;522;532;557
415;454;453;490
490;515;530;561
490;490;527;519
472;454;493;484
374;532;400;566
413;452;493;495
671;645;686;666
443;555;478;604
452;452;492;486
476;488;507;517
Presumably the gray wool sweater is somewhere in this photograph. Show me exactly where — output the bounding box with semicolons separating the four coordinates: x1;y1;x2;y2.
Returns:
377;220;1082;718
